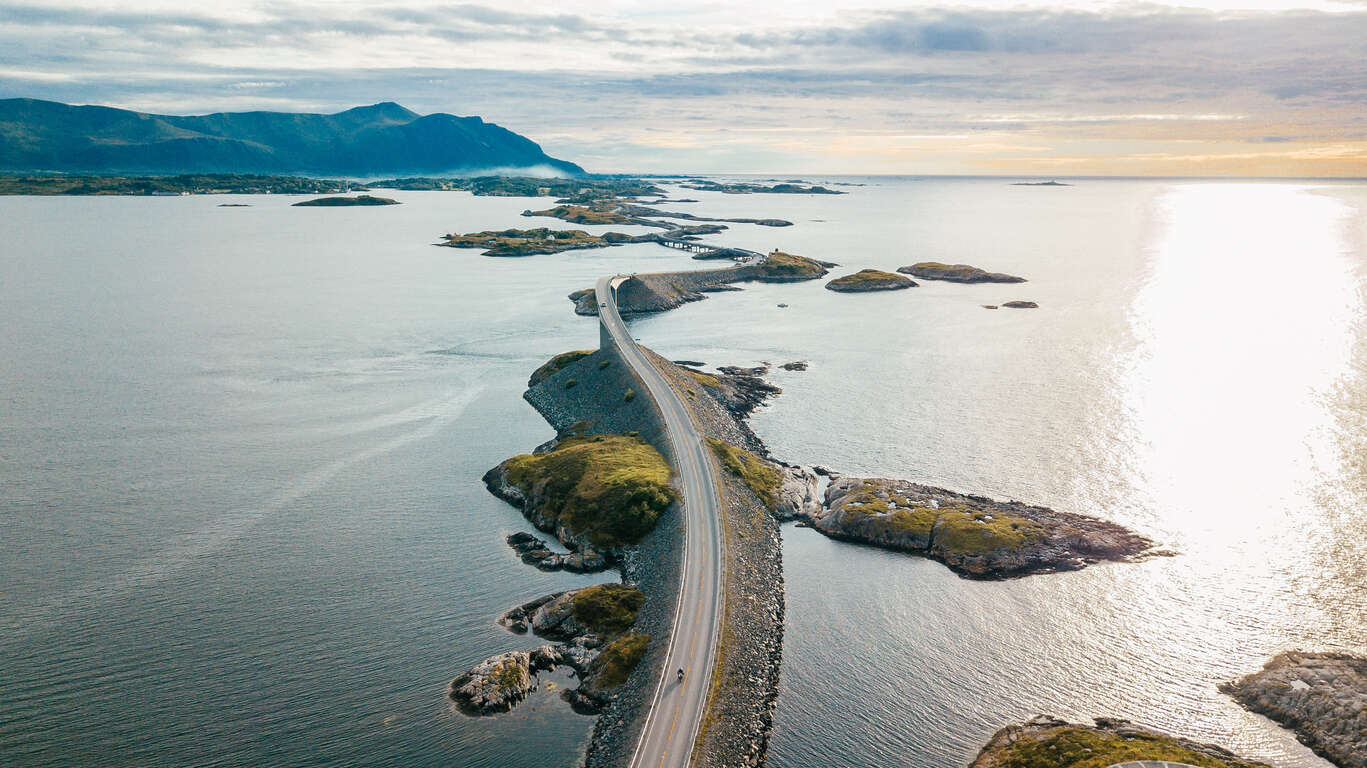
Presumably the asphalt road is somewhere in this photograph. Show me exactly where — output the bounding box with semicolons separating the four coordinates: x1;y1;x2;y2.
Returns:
595;275;723;768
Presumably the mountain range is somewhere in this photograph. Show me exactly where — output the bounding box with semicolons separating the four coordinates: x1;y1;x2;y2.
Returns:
0;99;583;176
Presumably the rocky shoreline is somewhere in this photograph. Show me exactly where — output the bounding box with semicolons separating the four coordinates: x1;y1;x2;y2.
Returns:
1221;651;1367;768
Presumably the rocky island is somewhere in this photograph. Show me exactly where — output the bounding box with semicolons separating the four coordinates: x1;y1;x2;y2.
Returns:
440;227;612;256
570;250;834;316
451;582;649;715
292;194;398;207
970;716;1268;768
680;180;844;195
899;262;1026;283
1221;651;1367;768
825;269;917;292
793;477;1159;578
1002;300;1039;308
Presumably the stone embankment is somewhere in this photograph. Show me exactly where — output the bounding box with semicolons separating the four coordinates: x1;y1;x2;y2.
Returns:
1221;651;1367;768
645;350;788;768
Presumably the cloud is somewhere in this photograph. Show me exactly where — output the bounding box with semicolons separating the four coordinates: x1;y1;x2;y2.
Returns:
0;1;1363;173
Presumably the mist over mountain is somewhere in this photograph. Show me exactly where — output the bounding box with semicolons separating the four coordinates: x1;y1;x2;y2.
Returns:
0;99;584;176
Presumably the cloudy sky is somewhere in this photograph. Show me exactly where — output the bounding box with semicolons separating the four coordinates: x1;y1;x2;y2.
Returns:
2;0;1365;175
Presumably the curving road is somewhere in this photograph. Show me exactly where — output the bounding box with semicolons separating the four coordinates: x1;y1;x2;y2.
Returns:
595;275;724;768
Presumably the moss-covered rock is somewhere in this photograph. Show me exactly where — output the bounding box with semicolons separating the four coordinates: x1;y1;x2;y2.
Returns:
491;434;677;550
810;477;1157;579
707;437;782;510
571;583;645;636
439;227;613;257
825;269;917;292
970;716;1268;768
898;262;1025;283
589;634;650;689
529;350;593;387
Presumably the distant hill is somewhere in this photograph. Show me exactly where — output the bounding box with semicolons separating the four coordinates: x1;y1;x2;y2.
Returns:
0;99;584;176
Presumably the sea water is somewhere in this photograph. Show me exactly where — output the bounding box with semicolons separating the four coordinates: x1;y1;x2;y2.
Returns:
1;178;1364;767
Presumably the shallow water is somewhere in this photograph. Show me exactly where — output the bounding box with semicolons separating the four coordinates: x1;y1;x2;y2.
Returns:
2;179;1364;767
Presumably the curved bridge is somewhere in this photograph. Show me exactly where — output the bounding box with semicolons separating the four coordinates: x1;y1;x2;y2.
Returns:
595;274;724;768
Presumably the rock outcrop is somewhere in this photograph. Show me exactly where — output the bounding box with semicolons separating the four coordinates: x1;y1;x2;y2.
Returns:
969;715;1268;768
1002;300;1038;308
1221;651;1367;768
825;269;917;292
802;477;1159;579
898;262;1025;283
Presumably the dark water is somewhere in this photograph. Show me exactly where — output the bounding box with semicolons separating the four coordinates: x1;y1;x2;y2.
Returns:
3;180;1365;767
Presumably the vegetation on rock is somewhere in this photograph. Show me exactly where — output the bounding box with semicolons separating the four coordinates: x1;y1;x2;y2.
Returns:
750;250;830;280
571;583;645;635
529;350;593;386
825;269;916;292
972;718;1267;768
898;262;1026;283
706;438;782;510
590;634;651;689
440;227;611;257
0;173;358;196
503;435;677;548
292;194;398;207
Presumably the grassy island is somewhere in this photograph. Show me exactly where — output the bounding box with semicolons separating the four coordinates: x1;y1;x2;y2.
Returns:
899;262;1026;283
971;717;1268;768
502;434;677;548
292;194;398;207
440;227;610;257
524;204;636;225
749;250;831;280
825;269;916;292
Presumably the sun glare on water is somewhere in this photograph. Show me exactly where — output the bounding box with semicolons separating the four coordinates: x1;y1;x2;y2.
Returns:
1123;183;1359;555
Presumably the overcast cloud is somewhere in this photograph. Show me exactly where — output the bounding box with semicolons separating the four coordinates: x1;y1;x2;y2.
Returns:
1;1;1364;174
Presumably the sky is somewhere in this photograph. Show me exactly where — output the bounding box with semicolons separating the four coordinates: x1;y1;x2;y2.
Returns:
1;0;1365;175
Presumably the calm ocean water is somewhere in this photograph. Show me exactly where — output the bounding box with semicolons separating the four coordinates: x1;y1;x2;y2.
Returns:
2;178;1364;767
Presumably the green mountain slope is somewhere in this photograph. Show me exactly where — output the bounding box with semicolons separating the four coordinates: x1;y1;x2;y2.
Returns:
0;99;583;176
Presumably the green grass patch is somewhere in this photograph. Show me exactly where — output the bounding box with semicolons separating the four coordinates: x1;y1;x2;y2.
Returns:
493;658;526;691
706;437;782;509
529;350;593;386
933;506;1043;555
591;634;650;689
997;726;1264;768
503;435;677;548
571;584;644;635
754;250;828;278
685;369;721;388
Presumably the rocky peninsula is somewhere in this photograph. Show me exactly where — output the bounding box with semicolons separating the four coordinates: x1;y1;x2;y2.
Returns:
825;269;917;292
970;716;1268;768
1221;651;1367;768
292;194;398;206
899;262;1026;283
791;477;1159;579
